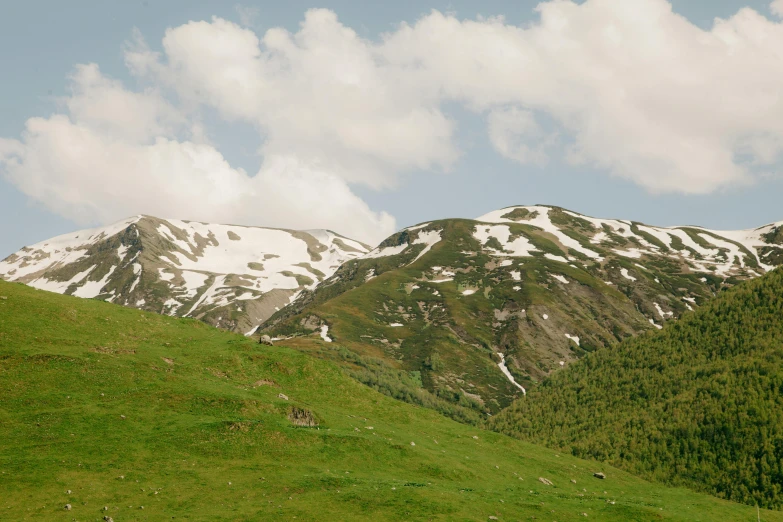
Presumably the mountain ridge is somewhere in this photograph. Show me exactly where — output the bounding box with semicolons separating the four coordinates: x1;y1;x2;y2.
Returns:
0;215;370;333
260;204;783;418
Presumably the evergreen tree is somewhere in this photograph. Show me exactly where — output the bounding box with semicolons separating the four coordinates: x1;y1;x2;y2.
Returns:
488;268;783;509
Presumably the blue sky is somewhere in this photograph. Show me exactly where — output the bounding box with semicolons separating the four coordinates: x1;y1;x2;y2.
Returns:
2;0;782;257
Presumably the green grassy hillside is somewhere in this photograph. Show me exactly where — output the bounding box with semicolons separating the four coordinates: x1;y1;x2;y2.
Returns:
489;268;783;509
0;280;775;520
261;209;759;419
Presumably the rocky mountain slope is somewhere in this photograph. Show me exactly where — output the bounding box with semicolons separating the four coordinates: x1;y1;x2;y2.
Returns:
0;215;369;333
488;264;783;509
261;205;783;417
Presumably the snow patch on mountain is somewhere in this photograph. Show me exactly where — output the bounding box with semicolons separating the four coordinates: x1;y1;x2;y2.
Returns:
478;206;603;260
411;230;443;263
613;248;644;259
474;224;539;257
320;325;332;342
73;266;116;298
0;216;141;280
498;353;526;394
654;302;674;319
29;266;95;294
478;206;783;277
0;215;369;333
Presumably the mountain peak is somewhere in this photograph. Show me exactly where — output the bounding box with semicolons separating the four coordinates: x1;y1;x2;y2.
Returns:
0;216;369;333
261;206;783;418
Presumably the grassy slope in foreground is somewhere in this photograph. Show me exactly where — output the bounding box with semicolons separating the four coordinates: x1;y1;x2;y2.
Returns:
0;281;776;522
489;267;783;510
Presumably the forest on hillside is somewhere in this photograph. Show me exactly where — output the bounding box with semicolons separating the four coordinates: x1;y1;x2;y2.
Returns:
489;268;783;509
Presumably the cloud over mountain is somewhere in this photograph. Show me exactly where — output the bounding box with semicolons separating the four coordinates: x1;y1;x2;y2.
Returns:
3;0;783;241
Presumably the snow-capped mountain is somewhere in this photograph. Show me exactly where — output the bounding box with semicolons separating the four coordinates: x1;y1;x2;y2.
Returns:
0;215;370;333
261;205;783;416
476;205;781;276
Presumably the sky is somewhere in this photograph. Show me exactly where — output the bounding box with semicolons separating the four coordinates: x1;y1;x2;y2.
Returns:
2;0;783;257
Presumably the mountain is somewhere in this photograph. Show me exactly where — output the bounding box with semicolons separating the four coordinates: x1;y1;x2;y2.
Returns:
488;265;783;510
0;215;369;333
0;278;776;521
260;205;783;418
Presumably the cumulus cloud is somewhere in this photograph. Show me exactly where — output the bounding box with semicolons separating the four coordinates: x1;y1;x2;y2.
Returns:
64;63;185;143
487;107;556;166
126;13;457;188
772;0;783;18
0;65;395;244
4;0;783;242
128;2;783;195
380;1;783;192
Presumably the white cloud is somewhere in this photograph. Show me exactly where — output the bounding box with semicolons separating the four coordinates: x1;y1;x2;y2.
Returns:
129;3;783;195
127;12;457;188
0;67;395;244
235;4;259;27
380;1;783;193
4;0;783;244
487;107;556;166
64;63;184;144
772;0;783;18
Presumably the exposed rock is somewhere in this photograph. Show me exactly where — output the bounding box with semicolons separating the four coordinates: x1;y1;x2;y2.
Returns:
594;472;606;479
259;334;274;346
64;504;71;510
262;205;783;417
288;407;318;427
0;216;368;335
278;393;289;400
538;477;553;486
300;315;324;331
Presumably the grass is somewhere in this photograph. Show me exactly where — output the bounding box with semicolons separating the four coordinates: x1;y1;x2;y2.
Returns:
264;219;656;417
0;280;778;521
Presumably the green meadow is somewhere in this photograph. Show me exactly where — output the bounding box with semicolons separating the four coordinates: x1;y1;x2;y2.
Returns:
0;280;776;521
